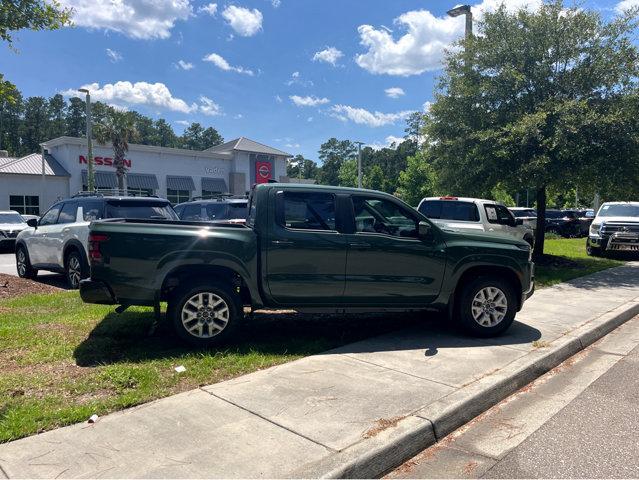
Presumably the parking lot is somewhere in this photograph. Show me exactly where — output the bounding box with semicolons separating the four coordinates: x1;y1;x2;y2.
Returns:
0;251;65;286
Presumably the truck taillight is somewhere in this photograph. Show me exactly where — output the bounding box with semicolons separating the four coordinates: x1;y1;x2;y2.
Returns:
88;233;109;263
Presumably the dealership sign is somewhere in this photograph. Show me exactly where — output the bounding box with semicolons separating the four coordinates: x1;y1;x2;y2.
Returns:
79;155;132;168
255;161;272;184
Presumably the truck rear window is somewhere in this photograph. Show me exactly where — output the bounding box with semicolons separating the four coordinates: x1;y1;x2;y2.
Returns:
105;201;178;220
419;200;480;222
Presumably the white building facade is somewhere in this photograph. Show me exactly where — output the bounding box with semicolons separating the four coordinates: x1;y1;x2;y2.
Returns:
0;136;290;215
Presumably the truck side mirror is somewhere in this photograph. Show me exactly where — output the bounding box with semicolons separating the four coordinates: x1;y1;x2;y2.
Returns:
27;219;38;228
418;221;432;239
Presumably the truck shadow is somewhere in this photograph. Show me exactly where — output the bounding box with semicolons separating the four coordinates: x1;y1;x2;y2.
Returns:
73;309;542;367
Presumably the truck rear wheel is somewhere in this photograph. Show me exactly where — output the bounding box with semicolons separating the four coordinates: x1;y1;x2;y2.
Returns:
456;276;516;337
168;281;242;348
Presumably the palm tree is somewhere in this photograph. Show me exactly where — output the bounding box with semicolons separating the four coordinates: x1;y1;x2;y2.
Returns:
94;110;138;193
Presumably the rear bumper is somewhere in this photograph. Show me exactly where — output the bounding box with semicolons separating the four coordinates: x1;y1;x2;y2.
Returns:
79;279;116;305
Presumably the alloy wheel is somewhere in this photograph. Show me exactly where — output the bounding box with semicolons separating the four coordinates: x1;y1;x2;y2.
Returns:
16;249;26;277
181;292;230;338
471;286;508;327
67;256;81;288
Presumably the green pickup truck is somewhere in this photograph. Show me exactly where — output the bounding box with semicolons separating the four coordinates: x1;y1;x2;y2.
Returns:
80;183;534;346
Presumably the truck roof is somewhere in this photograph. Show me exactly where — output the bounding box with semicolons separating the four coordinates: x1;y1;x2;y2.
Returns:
255;183;387;195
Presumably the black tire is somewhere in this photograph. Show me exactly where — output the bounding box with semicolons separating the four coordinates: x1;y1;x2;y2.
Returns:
65;250;88;289
15;245;37;279
456;276;517;337
167;280;242;348
586;242;602;257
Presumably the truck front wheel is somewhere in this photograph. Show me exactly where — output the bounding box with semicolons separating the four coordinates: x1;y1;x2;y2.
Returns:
456;276;516;337
168;281;242;348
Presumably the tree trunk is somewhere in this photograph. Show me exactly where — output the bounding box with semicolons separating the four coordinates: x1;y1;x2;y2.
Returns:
533;185;547;260
115;155;125;195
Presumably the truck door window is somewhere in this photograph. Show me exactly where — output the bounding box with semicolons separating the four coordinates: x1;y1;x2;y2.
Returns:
38;204;61;226
57;202;78;224
353;197;418;238
282;192;336;231
486;204;514;225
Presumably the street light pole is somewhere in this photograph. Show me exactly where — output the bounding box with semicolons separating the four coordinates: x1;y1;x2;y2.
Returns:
354;141;364;188
78;88;94;192
447;4;473;38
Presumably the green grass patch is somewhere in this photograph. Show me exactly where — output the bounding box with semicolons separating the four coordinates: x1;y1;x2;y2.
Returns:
0;292;420;443
535;238;625;287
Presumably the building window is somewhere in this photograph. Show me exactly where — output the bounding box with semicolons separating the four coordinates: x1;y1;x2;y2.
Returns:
9;195;40;215
167;189;190;204
127;187;154;197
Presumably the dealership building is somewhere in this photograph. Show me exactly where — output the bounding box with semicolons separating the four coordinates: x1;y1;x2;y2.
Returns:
0;136;291;215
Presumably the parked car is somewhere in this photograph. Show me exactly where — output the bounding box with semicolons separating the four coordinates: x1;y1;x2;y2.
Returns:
80;184;535;346
417;197;535;247
15;193;178;288
544;210;581;237
562;209;594;237
174;196;248;224
20;214;40;224
0;210;29;251
508;207;538;235
587;202;639;256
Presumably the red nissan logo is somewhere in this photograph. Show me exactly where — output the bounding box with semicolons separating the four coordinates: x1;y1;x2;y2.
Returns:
258;165;270;178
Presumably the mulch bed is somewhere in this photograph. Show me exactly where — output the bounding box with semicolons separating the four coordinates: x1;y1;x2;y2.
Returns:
0;273;62;300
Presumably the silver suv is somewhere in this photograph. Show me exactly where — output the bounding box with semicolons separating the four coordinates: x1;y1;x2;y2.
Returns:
0;211;28;252
15;194;178;288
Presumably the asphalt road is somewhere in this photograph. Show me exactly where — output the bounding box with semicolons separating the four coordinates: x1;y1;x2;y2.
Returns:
388;317;639;479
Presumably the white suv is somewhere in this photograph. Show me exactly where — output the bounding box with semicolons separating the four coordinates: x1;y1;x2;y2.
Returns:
15;194;178;288
417;196;535;246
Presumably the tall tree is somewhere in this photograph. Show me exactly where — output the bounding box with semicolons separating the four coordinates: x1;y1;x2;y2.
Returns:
65;97;86;137
426;1;639;258
154;119;178;148
0;0;71;48
46;93;66;139
201;126;223;149
396;152;439;206
20;96;48;153
287;154;318;179
317;138;356;186
131;112;156;145
94;110;139;192
0;74;21;153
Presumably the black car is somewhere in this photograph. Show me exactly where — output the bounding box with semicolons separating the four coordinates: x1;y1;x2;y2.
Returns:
174;196;249;223
544;210;581;237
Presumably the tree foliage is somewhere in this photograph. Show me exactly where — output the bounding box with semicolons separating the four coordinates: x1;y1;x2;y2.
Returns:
94;110;139;191
287;154;318;179
396;152;439;206
426;1;639;257
0;0;72;48
317;138;357;186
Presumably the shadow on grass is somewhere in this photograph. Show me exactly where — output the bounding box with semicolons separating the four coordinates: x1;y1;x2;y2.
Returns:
73;308;543;367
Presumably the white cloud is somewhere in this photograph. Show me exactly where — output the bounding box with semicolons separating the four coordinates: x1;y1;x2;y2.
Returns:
356;0;541;76
423;101;432;112
59;0;192;40
330;105;412;127
275;95;283;103
199;96;222;116
234;113;243;119
307;116;313;122
385;135;404;146
175;120;190;126
203;53;254;75
106;48;123;63
616;0;639;13
385;87;405;98
176;59;194;70
199;2;217;15
290;95;330;107
285;71;313;87
285;142;301;148
367;135;405;150
221;5;263;36
272;0;281;7
312;46;344;66
62;81;197;113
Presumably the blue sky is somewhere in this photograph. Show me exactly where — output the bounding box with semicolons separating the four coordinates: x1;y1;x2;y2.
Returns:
1;0;630;162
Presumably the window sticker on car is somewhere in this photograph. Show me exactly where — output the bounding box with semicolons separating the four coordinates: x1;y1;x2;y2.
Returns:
486;206;498;220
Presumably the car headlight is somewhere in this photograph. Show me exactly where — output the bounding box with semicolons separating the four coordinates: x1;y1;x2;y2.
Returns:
590;223;600;236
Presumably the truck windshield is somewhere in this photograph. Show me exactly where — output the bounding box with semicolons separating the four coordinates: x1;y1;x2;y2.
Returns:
0;213;24;224
205;202;248;220
105;201;178;220
598;204;639;217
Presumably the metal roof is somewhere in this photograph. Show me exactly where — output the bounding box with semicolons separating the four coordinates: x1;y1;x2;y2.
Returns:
0;153;70;176
201;177;228;193
167;175;196;191
205;137;291;157
127;173;159;190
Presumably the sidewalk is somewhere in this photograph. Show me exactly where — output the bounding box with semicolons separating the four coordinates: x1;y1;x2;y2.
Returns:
1;264;639;479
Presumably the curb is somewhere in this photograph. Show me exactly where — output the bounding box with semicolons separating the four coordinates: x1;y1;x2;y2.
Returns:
300;298;639;479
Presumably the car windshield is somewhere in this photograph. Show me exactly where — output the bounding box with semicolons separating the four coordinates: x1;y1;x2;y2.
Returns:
205;202;248;220
598;204;639;217
0;213;25;224
512;209;537;218
105;201;178;220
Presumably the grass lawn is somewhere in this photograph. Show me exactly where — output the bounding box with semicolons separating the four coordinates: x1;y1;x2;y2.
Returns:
0;293;421;443
535;237;625;287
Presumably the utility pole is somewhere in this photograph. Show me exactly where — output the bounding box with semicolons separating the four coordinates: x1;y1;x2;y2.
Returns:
354;141;364;188
78;88;94;192
447;4;472;38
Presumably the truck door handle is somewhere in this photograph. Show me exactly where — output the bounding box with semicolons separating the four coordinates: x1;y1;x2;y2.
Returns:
271;240;294;246
62;228;71;233
349;242;371;249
